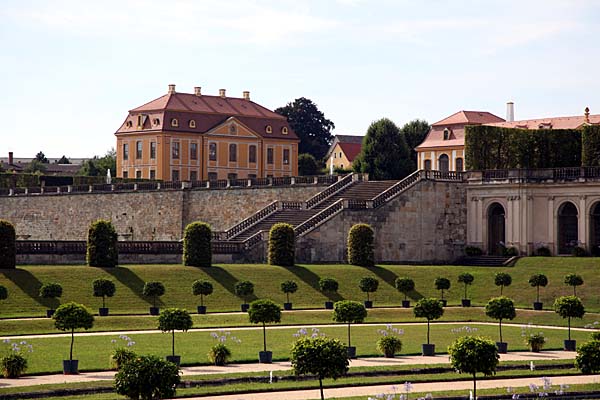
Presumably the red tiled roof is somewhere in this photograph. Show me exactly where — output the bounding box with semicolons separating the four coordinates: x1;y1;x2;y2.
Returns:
487;114;600;129
432;110;505;126
339;143;362;162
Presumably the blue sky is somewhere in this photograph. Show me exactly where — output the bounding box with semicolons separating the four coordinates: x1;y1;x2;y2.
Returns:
1;0;599;158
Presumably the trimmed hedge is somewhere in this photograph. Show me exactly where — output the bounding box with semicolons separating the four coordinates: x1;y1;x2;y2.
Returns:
582;125;600;167
86;219;118;268
268;223;295;267
465;125;581;170
347;224;375;267
0;220;16;269
183;222;212;267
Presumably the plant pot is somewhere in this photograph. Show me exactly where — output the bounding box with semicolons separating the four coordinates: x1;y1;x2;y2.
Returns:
63;360;79;375
241;303;249;312
383;351;396;358
530;344;543;353
258;351;272;363
440;299;447;307
402;300;410;308
496;342;508;354
325;301;334;310
166;355;181;366
364;300;373;309
99;307;109;317
461;299;471;307
46;309;55;318
149;307;159;316
283;302;292;311
422;344;435;356
533;302;543;311
197;305;207;314
564;339;577;351
347;346;357;359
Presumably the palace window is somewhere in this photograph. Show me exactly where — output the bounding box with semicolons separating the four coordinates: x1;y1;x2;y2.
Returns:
123;143;129;160
172;142;180;159
209;143;217;161
190;171;198;181
172;170;180;182
208;172;218;181
150;142;156;159
283;149;290;165
443;128;450;140
267;148;274;164
149;170;156;180
152;118;160;126
248;174;257;179
230;124;237;134
137;115;143;128
228;173;238;180
189;120;196;128
136;170;142;179
171;118;179;127
424;160;431;170
249;145;257;163
123;171;128;178
229;143;237;162
456;157;464;171
126;121;133;128
136;141;142;159
190;143;198;160
265;125;272;134
282;126;288;135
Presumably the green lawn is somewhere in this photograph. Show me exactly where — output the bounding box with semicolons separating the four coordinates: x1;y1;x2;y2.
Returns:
8;323;591;375
1;258;599;318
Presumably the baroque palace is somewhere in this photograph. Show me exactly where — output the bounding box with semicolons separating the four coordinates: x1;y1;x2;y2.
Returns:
115;85;299;181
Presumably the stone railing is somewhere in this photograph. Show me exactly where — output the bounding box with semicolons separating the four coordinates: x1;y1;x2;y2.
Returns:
295;199;345;237
0;174;338;197
222;201;279;240
474;167;600;183
305;173;355;209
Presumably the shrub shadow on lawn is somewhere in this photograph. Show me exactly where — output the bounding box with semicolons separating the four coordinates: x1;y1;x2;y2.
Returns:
201;266;258;302
0;268;58;309
358;265;425;302
278;265;343;302
102;267;164;307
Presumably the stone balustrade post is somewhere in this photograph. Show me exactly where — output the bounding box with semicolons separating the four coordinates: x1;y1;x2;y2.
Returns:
157;182;161;190
291;177;295;185
67;185;72;193
88;185;93;193
9;188;13;196
366;200;374;209
134;183;138;191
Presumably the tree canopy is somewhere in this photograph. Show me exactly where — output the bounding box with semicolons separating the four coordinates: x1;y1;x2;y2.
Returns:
34;151;49;163
298;153;320;176
275;97;334;160
400;119;430;167
78;149;116;177
353;118;413;180
448;335;499;400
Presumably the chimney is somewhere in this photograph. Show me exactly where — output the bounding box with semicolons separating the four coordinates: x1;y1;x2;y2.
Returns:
194;86;202;96
506;101;515;122
219;88;226;98
8;152;13;165
585;107;590;124
168;84;176;94
243;91;250;100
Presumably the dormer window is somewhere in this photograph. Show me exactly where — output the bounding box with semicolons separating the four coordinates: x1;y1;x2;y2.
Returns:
265;125;272;134
443;128;450;140
281;126;288;135
171;118;179;127
137;115;143;128
538;122;552;129
126;121;133;128
189;120;196;128
153;118;160;125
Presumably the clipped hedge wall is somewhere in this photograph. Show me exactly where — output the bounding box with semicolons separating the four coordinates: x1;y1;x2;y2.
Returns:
86;219;118;268
582;125;600;167
0;220;16;269
465;125;581;170
347;223;375;267
268;223;295;267
183;222;212;267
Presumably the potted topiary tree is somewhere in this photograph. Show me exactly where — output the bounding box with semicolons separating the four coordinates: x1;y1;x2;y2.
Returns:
92;278;116;316
319;277;339;309
280;280;298;310
53;302;94;374
395;277;414;308
448;336;499;400
358;277;379;308
268;223;295;267
529;273;548;310
0;220;16;269
413;298;444;356
183;221;212;268
192;280;213;314
494;272;512;295
86;219;118;268
234;281;254;312
564;273;584;296
332;300;367;359
158;308;193;366
434;277;451;307
39;282;62;318
248;299;281;363
458;273;474;307
485;296;516;353
347;223;375;267
142;281;165;315
554;295;585;351
291;336;349;400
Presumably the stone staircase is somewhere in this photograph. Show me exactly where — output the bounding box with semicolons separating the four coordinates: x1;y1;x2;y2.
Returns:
457;255;518;267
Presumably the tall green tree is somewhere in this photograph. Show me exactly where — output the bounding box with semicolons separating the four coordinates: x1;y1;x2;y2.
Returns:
56;155;71;164
275;97;335;160
353;118;413;180
78;149;116;177
34;151;49;163
401;119;430;167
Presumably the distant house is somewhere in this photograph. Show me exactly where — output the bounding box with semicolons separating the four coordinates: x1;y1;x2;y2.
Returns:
325;135;363;171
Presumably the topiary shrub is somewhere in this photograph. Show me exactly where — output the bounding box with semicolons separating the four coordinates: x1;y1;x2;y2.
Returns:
494;272;512;295
318;277;339;294
358;277;379;303
53;302;94;363
347;224;374;267
564;273;584;296
0;285;8;302
183;222;212;267
158;308;193;358
248;299;281;355
464;246;483;257
280;280;298;304
115;355;181;400
572;246;587;257
536;246;551;257
192;280;213;307
485;296;516;344
503;246;519;257
458;273;475;300
0;220;16;269
413;298;444;345
92;278;116;309
395;277;414;302
40;283;62;315
448;335;499;400
268;223;295;267
86;219;118;268
554;296;585;341
234;281;254;304
576;340;600;374
332;300;367;352
529;273;548;304
142;282;165;308
434;277;451;301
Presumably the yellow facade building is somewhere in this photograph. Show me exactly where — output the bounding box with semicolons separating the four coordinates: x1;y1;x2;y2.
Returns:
115;85;299;181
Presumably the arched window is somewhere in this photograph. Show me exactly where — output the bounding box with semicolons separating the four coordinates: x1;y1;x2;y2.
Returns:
488;203;506;256
265;125;272;134
171;118;179;127
456;158;464;171
438;154;449;172
424;160;432;170
282;126;288;134
189;120;196;128
558;202;578;254
229;143;237;162
590;202;600;256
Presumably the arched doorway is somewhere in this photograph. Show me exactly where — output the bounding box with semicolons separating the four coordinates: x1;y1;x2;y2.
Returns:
488;203;506;256
558;202;578;254
590;202;600;256
438;154;449;172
